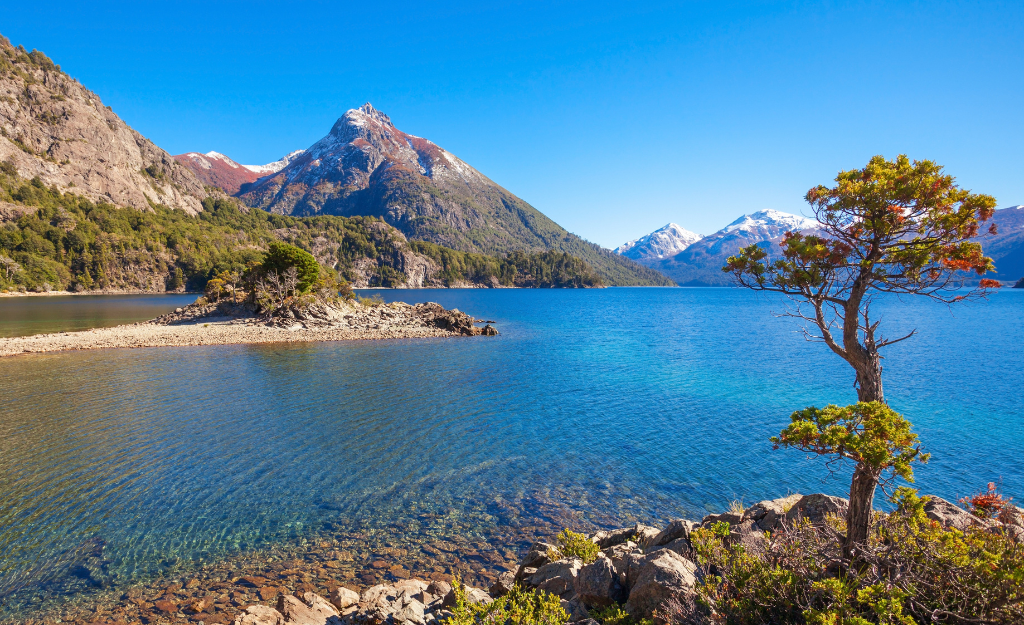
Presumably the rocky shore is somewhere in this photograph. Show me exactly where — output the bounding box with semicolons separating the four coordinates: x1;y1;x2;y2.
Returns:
9;491;1017;625
0;299;498;358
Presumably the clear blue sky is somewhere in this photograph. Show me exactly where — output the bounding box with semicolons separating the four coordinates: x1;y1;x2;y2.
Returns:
3;1;1021;248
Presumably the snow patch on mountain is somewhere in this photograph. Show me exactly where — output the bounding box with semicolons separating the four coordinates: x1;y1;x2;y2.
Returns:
723;209;818;234
616;223;704;260
243;150;305;175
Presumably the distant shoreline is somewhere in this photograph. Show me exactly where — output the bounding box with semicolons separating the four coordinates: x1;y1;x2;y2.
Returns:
0;299;495;357
0;289;198;298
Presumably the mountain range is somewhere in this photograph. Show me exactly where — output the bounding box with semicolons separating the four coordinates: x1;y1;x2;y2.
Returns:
619;207;1024;286
172;103;670;286
172;150;303;194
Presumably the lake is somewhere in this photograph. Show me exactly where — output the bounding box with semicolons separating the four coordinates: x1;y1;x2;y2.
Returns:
0;287;1021;617
0;294;199;337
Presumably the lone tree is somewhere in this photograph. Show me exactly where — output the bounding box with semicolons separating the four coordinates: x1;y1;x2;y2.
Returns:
724;155;999;403
724;155;999;558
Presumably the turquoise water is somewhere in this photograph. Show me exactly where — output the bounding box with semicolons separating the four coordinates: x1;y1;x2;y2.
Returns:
0;287;1020;614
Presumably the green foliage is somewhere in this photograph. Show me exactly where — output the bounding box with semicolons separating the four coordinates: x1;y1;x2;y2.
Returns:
548;529;600;564
590;604;653;625
0;168;597;293
772;402;929;485
261;241;320;294
772;401;929;556
411;241;603;288
446;576;568;625
725;155;999;294
689;490;1024;624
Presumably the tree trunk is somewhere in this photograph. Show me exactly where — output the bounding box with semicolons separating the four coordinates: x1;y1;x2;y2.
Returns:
854;350;884;403
844;464;878;561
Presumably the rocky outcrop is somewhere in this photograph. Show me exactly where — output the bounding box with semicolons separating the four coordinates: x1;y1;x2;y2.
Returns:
0;36;208;213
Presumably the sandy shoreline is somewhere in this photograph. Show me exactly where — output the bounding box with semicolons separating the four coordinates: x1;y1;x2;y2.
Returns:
0;300;495;358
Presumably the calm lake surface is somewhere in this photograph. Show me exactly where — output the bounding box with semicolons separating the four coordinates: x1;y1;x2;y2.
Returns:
0;294;198;337
0;288;1021;615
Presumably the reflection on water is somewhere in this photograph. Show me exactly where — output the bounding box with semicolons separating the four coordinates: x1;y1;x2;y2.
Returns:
0;288;1021;618
0;294;198;337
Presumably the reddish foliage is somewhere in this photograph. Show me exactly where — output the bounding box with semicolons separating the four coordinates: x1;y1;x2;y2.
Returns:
960;482;1012;519
979;279;1002;289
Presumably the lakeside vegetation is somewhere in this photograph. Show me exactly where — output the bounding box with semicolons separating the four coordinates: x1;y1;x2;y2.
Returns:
0;165;605;292
707;156;1023;624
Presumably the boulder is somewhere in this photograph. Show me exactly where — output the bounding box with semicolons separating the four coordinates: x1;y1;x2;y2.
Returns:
650;537;693;558
648;519;695;549
525;559;583;598
361;584;396;607
466;587;494;606
728;520;767;554
700;511;743;527
573;554;622;607
923;497;985;532
521;541;559;568
516;541;558;581
233;605;285;625
602;541;641;587
633;524;661;549
743;494;803;531
489;571;516;598
440;585;493;609
426;580;452;599
276;593;340;625
623;550;700;619
560;596;591;622
393;600;426;625
330;587;359;611
590;527;636;549
785;494;849;526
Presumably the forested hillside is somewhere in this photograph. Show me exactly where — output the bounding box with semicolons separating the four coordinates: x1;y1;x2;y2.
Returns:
0;166;604;292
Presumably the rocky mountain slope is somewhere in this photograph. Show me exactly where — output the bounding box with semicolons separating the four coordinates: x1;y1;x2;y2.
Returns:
238;103;672;286
0;37;208;214
173;150;303;195
615;223;703;261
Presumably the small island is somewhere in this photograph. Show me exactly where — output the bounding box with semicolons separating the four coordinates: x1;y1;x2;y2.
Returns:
0;242;497;358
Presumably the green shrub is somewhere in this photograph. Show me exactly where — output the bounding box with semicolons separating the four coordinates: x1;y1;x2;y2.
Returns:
548;529;600;564
688;488;1024;625
447;576;568;625
590;604;652;625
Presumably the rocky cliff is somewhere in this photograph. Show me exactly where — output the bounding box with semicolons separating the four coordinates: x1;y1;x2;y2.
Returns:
0;36;208;214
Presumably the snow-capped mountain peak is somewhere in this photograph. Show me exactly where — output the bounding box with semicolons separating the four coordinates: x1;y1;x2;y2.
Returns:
724;209;818;234
616;223;704;261
242;150;305;175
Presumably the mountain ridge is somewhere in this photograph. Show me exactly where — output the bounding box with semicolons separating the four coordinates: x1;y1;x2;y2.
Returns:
615;223;703;261
623;207;1024;286
173;150;304;195
237;103;673;286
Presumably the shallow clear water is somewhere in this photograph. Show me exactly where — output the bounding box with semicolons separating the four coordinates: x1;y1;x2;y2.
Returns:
0;287;1021;615
0;294;198;337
